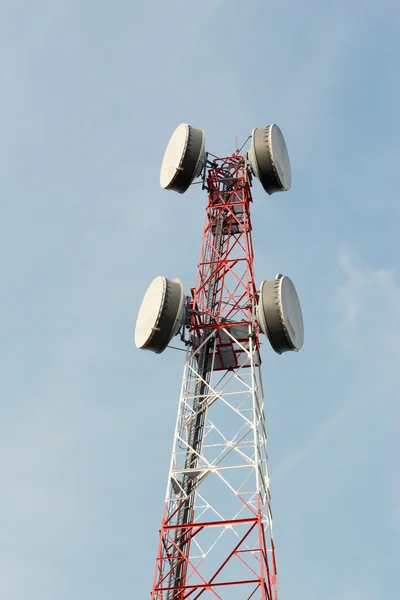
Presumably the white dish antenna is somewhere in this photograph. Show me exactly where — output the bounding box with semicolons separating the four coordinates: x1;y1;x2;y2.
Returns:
257;274;304;354
135;276;185;353
160;123;206;194
249;124;291;194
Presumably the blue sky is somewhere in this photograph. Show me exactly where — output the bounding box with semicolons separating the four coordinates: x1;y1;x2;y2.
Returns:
0;1;398;598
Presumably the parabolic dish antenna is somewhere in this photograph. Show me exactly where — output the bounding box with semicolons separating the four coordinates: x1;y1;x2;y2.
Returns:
135;276;185;354
160;123;206;194
249;124;291;194
257;274;304;354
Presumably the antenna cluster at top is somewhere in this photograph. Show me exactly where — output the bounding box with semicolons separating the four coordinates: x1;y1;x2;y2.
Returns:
134;122;304;359
160;122;292;195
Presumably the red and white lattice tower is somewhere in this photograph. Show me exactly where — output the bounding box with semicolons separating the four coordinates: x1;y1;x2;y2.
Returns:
135;123;304;600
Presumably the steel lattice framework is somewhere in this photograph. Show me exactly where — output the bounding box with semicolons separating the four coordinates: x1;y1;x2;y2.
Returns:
151;154;278;600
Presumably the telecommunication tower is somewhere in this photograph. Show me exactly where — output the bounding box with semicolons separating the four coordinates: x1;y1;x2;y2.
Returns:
135;123;304;600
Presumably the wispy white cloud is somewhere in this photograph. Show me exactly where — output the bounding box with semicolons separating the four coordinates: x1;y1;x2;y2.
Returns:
335;248;400;358
275;248;399;483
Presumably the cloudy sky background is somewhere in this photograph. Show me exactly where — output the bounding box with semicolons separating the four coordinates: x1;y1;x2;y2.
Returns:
0;1;399;599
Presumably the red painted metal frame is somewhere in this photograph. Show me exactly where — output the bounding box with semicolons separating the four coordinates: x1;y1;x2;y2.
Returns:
190;155;260;371
152;497;277;600
150;154;278;600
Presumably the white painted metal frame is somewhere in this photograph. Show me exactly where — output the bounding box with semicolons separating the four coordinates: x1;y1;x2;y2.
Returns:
164;315;274;583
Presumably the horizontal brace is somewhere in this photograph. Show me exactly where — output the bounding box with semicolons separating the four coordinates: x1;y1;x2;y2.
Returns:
156;578;261;591
162;516;258;530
